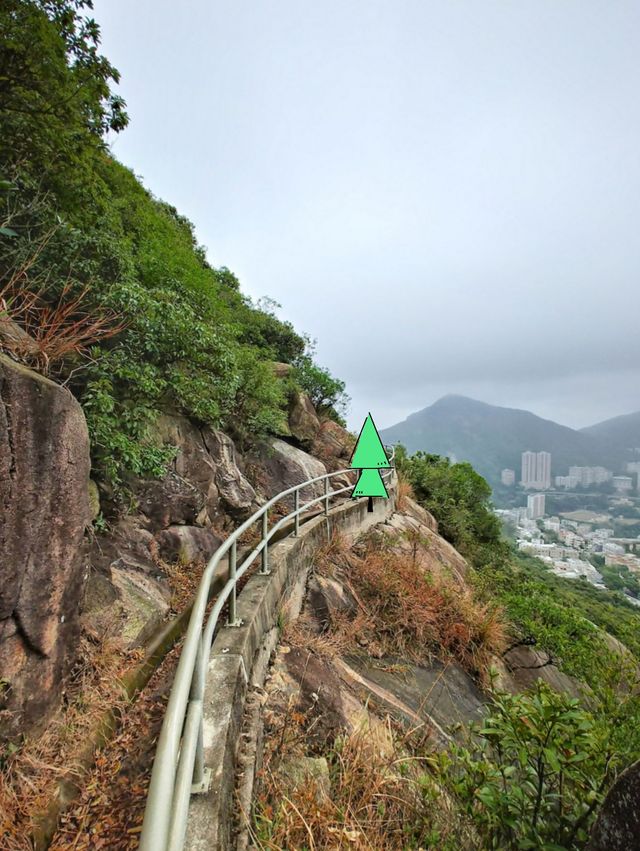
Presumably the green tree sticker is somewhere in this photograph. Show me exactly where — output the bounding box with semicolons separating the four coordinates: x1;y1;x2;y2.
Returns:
350;413;390;511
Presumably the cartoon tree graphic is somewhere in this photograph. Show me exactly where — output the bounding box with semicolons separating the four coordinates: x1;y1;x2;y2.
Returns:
350;413;390;512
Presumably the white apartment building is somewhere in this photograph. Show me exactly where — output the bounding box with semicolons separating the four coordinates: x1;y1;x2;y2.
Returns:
567;466;613;487
613;476;633;493
536;452;551;490
521;451;551;489
527;493;546;520
521;451;537;487
555;475;580;489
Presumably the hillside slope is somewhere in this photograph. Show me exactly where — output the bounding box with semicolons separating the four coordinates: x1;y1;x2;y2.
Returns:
381;395;625;485
582;410;640;455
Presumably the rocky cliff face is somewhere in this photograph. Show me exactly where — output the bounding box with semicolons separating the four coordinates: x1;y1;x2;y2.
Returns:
82;396;354;655
0;355;91;739
0;352;354;739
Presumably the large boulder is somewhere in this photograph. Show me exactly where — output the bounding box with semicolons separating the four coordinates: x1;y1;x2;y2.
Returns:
150;414;256;524
0;355;91;738
312;419;355;472
202;427;256;518
155;525;222;564
258;438;327;510
588;759;640;850
287;390;320;448
493;644;584;700
83;516;171;647
134;472;204;530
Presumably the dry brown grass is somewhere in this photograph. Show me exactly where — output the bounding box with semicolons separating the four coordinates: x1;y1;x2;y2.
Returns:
316;532;507;683
396;472;415;512
253;718;468;850
0;632;137;850
0;272;124;375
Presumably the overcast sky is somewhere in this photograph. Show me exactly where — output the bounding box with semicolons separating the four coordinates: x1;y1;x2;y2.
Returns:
93;0;640;431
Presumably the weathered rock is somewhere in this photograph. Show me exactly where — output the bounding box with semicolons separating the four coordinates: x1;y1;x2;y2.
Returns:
155;525;222;564
377;511;469;583
134;471;204;530
403;496;438;532
152;414;218;514
287;390;320;448
0;355;91;738
271;362;293;379
312;419;355;471
202;427;256;518
588;759;640;851
494;644;584;700
150;414;256;523
83;516;170;647
261;438;327;506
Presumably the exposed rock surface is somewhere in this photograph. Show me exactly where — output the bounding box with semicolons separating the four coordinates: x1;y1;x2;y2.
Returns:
312;419;355;472
494;644;585;700
260;438;327;506
0;355;91;738
588;759;640;851
83;415;256;646
287;390;320;448
155;525;222;565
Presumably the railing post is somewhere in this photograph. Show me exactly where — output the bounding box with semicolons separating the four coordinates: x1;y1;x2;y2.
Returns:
260;510;270;574
294;489;300;537
324;476;330;516
228;540;238;626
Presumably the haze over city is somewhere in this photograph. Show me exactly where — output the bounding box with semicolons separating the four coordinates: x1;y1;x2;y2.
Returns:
92;0;640;430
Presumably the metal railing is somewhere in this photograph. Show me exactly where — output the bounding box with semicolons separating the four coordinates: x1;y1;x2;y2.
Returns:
139;447;395;851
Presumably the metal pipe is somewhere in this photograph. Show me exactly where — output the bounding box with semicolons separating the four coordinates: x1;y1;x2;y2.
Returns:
166;698;203;851
261;510;269;574
324;477;330;515
294;489;299;536
228;540;237;626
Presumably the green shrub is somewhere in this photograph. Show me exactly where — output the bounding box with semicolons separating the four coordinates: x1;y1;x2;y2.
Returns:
441;682;617;850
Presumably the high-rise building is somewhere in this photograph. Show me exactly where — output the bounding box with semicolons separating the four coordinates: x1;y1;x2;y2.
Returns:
568;466;612;487
612;476;633;493
521;451;537;487
521;451;551;489
501;468;516;486
536;452;551;490
527;493;546;520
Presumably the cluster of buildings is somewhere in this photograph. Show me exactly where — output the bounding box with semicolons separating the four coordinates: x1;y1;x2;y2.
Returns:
500;454;640;494
496;506;640;603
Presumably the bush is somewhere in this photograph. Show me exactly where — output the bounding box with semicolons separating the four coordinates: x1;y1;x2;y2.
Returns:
396;447;506;567
441;682;617;850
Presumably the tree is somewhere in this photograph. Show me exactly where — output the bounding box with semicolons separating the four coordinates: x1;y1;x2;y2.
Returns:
350;413;390;512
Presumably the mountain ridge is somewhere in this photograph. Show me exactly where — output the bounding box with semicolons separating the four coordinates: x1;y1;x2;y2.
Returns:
380;395;638;486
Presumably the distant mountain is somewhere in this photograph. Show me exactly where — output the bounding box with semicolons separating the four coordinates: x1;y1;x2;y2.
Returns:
581;410;640;454
380;395;628;487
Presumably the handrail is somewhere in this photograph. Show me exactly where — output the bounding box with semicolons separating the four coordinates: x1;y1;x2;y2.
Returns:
139;445;396;851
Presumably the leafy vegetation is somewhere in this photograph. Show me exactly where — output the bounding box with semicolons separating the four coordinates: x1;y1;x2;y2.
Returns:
441;683;617;850
0;0;345;491
397;445;640;847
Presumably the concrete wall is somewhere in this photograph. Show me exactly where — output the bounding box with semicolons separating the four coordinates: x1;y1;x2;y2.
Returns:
184;485;396;850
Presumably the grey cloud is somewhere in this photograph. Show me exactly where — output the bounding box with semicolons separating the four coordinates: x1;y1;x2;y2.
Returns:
94;0;640;433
